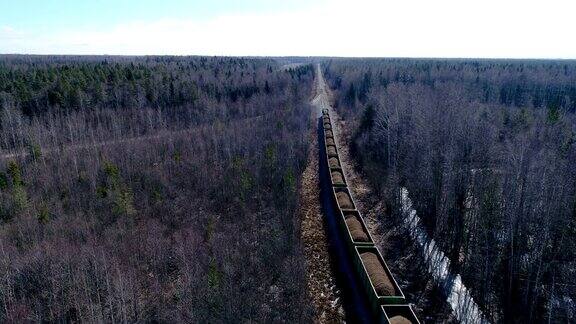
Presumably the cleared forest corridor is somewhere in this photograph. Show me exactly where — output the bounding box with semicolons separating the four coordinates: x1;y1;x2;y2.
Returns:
307;65;415;323
309;64;489;323
0;113;268;161
313;65;374;323
300;67;344;322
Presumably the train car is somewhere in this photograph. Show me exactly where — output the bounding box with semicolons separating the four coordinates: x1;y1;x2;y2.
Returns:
326;145;338;157
327;154;341;170
330;169;347;187
332;186;356;211
325;136;336;146
320;110;418;324
322;115;374;250
326;141;345;187
327;159;346;187
322;116;342;188
322;128;338;158
325;129;334;138
379;305;420;324
322;117;338;168
354;245;405;314
339;209;375;254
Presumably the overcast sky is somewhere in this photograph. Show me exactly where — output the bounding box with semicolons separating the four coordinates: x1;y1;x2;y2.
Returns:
1;0;575;58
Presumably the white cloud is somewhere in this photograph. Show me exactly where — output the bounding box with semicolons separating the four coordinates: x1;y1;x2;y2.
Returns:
2;0;575;58
1;26;14;33
0;26;24;40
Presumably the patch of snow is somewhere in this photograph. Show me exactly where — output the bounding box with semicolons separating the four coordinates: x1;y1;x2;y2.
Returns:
401;188;490;324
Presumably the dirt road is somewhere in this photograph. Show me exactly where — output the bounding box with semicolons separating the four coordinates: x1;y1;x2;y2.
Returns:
0;114;266;161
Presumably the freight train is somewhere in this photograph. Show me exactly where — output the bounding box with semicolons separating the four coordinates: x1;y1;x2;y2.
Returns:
321;109;420;324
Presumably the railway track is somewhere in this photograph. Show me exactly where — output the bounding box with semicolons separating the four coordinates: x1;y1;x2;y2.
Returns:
314;65;420;324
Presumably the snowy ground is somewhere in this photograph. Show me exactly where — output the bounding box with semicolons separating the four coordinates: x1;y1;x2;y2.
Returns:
401;188;490;324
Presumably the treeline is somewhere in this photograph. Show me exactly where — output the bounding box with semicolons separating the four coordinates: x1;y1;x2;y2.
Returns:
327;58;576;116
0;55;313;152
0;55;305;115
324;58;576;323
0;56;315;322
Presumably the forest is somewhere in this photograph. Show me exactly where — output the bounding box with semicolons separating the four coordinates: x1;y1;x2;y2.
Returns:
0;55;315;322
2;54;575;323
323;58;576;323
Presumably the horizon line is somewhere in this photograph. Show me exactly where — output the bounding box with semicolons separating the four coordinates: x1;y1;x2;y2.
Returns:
1;53;576;61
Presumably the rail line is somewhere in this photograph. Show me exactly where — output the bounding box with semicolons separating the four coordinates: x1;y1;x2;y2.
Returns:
315;65;420;323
